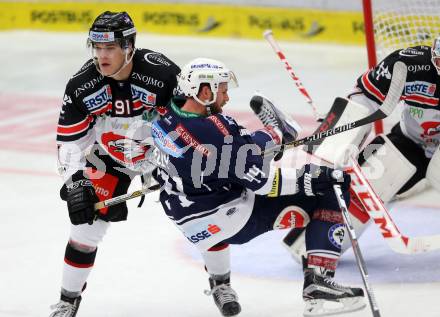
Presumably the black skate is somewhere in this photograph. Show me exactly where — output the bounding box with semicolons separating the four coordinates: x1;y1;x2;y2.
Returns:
303;269;365;316
49;294;81;317
204;272;241;316
249;93;301;160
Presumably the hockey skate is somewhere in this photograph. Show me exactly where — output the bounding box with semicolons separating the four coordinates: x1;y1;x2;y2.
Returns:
204;273;241;316
249;93;301;160
49;294;81;317
303;269;365;316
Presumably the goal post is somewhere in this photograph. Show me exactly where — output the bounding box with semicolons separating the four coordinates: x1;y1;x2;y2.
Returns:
362;0;440;134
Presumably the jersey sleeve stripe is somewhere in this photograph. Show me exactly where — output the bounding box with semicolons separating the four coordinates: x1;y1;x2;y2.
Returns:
57;116;93;136
361;71;386;102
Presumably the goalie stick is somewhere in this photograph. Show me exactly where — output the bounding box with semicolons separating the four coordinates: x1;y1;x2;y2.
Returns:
261;60;406;157
348;159;440;254
263;29;322;121
333;184;381;317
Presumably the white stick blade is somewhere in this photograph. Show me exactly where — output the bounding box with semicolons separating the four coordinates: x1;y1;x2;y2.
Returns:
380;61;407;116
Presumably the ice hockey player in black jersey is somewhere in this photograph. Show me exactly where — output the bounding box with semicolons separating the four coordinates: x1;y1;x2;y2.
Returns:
151;58;366;316
49;11;180;317
283;38;440;261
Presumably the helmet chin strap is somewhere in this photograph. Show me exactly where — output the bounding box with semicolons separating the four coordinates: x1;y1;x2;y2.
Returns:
94;48;135;79
193;91;218;115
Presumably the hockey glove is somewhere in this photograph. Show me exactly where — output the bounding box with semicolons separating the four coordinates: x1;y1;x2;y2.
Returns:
297;164;350;197
60;173;99;225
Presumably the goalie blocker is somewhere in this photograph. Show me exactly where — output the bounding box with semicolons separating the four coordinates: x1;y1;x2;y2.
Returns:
283;97;419;261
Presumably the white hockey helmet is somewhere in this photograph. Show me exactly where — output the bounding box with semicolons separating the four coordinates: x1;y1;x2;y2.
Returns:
431;36;440;74
177;58;238;106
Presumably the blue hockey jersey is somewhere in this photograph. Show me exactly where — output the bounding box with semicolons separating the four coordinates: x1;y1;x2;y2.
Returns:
151;97;299;250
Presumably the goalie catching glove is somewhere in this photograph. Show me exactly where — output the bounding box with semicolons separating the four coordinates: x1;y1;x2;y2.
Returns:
60;171;99;225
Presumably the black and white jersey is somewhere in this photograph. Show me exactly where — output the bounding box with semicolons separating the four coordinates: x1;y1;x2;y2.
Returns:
357;45;440;157
56;49;180;180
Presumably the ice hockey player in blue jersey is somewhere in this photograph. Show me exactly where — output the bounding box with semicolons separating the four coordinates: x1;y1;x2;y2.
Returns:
151;58;366;316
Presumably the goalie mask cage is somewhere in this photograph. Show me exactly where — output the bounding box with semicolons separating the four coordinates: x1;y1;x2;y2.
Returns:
362;0;440;134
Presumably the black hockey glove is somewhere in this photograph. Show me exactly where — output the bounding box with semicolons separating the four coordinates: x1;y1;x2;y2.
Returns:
60;173;98;225
297;164;350;197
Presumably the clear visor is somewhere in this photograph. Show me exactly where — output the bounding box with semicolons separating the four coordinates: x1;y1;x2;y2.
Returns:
87;39;121;63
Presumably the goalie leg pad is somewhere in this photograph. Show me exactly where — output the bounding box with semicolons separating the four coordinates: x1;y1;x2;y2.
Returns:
427;146;440;192
305;96;371;168
360;134;416;202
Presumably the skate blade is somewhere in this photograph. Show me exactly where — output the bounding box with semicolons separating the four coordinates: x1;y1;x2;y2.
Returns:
303;297;366;317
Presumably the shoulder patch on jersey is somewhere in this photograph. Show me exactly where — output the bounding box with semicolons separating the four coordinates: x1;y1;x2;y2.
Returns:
62;94;72;106
144;52;172;66
375;61;392;80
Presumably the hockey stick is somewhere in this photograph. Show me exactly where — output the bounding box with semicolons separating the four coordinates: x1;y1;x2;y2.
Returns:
261;61;406;157
263;29;322;121
333;184;381;317
348;159;440;254
94;183;160;210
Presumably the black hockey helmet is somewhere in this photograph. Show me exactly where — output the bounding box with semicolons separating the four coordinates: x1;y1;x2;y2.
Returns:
88;11;136;49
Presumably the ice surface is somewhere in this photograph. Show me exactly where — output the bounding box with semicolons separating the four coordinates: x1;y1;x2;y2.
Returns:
0;31;439;317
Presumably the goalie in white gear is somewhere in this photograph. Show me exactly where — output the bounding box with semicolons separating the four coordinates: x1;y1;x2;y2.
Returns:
284;36;440;262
